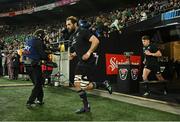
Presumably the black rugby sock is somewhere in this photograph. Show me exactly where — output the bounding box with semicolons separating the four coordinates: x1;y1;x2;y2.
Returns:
78;90;89;109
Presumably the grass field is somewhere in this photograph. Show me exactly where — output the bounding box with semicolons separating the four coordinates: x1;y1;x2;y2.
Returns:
0;78;180;121
0;77;31;85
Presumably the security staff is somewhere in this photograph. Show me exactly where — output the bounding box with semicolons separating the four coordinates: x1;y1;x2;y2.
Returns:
66;16;112;114
23;29;48;108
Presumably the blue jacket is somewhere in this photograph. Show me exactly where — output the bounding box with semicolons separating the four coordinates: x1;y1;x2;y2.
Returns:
23;37;47;62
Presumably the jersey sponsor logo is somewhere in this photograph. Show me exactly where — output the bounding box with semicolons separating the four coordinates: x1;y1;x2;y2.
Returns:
76;32;80;37
70;32;80;47
143;46;151;53
147;46;151;50
71;36;77;47
119;68;128;80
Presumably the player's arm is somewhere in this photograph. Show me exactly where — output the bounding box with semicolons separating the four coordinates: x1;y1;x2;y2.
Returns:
151;50;162;57
82;35;99;60
145;50;162;57
88;35;99;54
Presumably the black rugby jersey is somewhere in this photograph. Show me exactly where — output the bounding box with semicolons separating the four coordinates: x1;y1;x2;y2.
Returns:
143;43;159;66
69;28;96;65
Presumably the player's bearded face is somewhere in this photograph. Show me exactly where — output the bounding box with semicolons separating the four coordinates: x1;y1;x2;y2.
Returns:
66;20;76;33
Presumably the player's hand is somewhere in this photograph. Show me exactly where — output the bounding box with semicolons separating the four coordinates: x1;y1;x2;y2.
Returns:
82;52;91;61
69;52;77;60
69;54;75;60
144;50;152;56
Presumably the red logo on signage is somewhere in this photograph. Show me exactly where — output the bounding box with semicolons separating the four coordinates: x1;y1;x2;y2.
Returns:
105;54;141;75
106;54;126;75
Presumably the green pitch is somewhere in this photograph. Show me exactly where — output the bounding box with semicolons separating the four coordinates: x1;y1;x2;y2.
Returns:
0;78;180;121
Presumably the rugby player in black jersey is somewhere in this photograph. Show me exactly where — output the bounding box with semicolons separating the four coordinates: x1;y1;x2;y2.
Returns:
66;16;112;114
142;35;165;96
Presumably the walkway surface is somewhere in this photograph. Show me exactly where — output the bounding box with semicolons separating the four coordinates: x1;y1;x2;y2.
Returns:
88;89;180;115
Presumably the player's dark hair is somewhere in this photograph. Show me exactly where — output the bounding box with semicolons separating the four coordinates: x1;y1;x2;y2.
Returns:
142;35;150;40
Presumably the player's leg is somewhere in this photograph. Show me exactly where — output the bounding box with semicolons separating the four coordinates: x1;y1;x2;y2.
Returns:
155;66;167;95
74;75;90;114
86;65;112;94
142;67;151;81
142;66;151;96
154;65;164;81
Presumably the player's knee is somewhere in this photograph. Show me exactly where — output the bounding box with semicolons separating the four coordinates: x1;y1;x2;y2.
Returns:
74;82;81;90
74;75;92;90
85;83;94;90
80;80;90;90
142;75;147;81
74;75;81;89
156;74;164;80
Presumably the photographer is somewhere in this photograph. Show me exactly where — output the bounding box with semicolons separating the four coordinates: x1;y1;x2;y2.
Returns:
23;29;48;108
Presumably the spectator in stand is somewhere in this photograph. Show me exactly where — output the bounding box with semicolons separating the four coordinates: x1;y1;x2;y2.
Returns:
12;51;20;80
140;11;148;21
17;45;24;75
0;52;2;77
6;50;14;80
0;39;4;76
110;18;122;34
3;51;8;76
1;0;179;47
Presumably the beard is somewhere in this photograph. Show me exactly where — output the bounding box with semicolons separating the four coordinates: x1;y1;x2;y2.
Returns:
68;28;75;34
